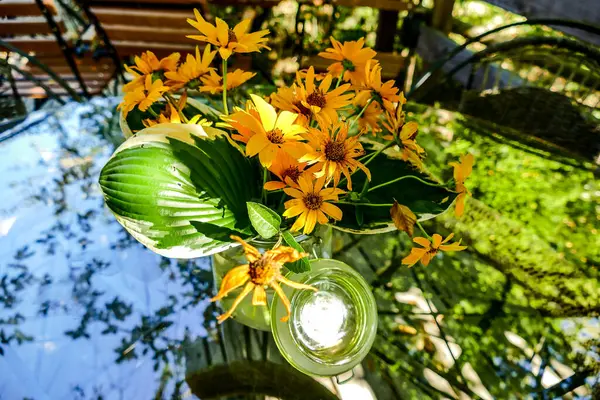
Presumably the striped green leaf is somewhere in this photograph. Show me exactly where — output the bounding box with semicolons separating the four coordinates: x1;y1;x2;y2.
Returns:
99;123;260;258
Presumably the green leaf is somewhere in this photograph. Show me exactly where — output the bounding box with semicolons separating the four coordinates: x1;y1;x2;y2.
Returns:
281;231;311;273
99;123;260;258
247;202;281;239
334;142;457;233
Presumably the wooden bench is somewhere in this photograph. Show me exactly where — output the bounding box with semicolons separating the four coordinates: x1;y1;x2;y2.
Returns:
86;0;282;62
0;0;115;99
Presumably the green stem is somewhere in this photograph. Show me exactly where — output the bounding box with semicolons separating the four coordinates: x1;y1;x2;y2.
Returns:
348;98;372;130
221;59;229;115
368;175;444;193
337;140;394;189
147;107;159;118
335;68;346;88
261;167;267;203
416;220;431;239
277;190;287;212
363;140;394;167
333;201;393;207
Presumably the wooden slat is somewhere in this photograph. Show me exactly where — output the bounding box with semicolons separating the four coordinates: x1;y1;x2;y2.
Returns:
103;24;198;44
92;7;194;28
112;40;196;57
89;0;207;4
1;38;62;55
5;79;108;89
14;72;113;81
303;52;406;79
0;0;56;17
0;20;64;36
206;0;280;5
0;86;103;97
329;0;416;11
25;61;115;75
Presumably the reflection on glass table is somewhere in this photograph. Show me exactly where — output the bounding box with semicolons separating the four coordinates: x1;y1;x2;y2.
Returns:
0;99;597;400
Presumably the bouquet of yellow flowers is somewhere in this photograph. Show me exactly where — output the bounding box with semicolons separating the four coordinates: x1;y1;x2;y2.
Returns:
99;11;471;323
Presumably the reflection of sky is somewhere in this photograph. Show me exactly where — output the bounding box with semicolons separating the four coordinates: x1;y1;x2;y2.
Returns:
0;99;213;399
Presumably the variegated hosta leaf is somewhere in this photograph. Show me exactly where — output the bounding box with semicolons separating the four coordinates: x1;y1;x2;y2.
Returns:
99;123;259;258
120;97;221;138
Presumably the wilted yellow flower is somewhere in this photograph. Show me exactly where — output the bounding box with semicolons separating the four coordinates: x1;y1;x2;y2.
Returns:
199;69;256;94
118;75;169;117
355;60;401;112
165;46;216;90
187;10;270;60
212;235;316;323
402;233;467;267
382;95;425;169
283;175;345;234
449;153;474;217
318;37;377;84
300;122;370;191
355;96;382;135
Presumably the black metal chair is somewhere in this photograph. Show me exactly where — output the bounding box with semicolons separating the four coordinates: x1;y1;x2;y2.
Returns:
408;20;600;163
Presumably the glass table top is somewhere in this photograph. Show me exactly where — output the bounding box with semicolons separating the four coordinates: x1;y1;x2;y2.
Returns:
0;98;597;400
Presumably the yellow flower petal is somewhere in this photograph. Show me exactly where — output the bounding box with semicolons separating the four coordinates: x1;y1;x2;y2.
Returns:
250;94;277;132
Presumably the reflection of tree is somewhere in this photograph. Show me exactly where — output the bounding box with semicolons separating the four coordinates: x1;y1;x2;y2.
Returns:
2;98;598;399
332;102;599;397
336;231;598;398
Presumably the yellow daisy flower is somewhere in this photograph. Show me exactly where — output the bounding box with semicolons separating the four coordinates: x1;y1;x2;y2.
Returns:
355;60;401;112
212;235;316;323
270;84;313;127
224;94;307;168
225;99;260;144
123;51;179;92
118;75;169;117
300;122;371;191
264;150;308;191
402;233;467;267
187;10;270;60
296;66;353;128
199;69;256;94
449;153;474;217
318;37;377;84
225;94;307;167
164;46;216;90
283;175;345;234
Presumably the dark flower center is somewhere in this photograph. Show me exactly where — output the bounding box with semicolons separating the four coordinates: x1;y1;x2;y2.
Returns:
228;29;238;43
303;193;323;210
306;91;327;108
342;59;355;72
281;166;302;183
293;101;312;119
267;129;285;144
324;141;346;162
248;257;273;284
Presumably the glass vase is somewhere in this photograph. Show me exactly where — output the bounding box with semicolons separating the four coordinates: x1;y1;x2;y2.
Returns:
211;226;332;331
270;259;378;378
